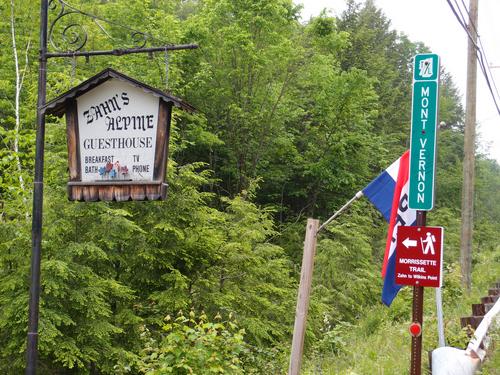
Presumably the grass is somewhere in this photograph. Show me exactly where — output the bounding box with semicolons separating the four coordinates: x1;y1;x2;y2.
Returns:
302;246;500;374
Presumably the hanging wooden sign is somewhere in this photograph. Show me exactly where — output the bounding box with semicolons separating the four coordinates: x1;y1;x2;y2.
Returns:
44;68;194;202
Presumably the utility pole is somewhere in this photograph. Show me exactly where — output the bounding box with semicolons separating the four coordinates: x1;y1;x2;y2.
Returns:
460;0;478;292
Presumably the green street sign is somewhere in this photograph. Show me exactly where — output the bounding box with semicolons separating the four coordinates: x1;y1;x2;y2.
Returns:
414;54;440;81
409;54;440;210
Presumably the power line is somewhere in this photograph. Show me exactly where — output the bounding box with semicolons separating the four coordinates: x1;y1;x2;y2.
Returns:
477;45;500;113
455;0;470;29
447;0;476;43
458;0;500;114
476;39;500;109
446;0;500;117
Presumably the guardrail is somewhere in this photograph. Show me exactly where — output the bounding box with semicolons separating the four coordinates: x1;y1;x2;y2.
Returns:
431;281;500;375
463;282;499;361
461;283;499;333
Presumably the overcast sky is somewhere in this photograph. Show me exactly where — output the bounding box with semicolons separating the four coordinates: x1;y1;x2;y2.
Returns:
297;0;500;162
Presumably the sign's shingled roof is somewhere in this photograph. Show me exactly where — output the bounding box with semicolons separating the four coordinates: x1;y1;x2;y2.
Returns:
43;68;195;117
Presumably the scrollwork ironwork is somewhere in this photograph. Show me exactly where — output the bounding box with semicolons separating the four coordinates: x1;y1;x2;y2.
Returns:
48;0;158;53
130;31;148;49
48;0;87;52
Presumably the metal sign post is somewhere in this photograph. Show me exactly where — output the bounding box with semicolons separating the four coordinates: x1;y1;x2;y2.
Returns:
398;223;445;374
409;54;440;211
410;211;426;375
27;1;197;373
407;53;440;375
26;2;48;373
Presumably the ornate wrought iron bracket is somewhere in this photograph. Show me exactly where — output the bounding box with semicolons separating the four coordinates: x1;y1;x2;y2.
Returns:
46;43;198;59
47;0;195;55
28;1;198;374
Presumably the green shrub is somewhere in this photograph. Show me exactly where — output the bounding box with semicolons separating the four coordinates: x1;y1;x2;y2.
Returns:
137;311;246;374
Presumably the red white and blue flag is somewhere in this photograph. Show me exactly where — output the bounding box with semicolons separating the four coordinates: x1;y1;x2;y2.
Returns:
362;150;417;306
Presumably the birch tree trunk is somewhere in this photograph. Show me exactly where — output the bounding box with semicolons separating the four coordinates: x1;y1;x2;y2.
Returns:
10;0;30;217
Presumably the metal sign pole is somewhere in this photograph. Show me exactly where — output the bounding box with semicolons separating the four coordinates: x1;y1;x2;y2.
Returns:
410;210;426;375
408;53;440;375
27;1;198;372
26;1;48;373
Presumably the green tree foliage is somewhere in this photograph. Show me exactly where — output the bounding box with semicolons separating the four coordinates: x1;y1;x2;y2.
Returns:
314;207;381;322
0;0;498;373
0;0;37;215
337;0;416;149
136;311;246;374
178;0;303;196
474;158;500;253
177;2;384;222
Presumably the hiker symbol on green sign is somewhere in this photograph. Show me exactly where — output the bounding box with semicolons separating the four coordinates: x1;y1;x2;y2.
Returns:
414;54;439;81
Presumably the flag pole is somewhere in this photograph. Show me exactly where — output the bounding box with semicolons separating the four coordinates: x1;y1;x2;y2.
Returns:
317;191;364;234
288;218;319;375
289;191;363;373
